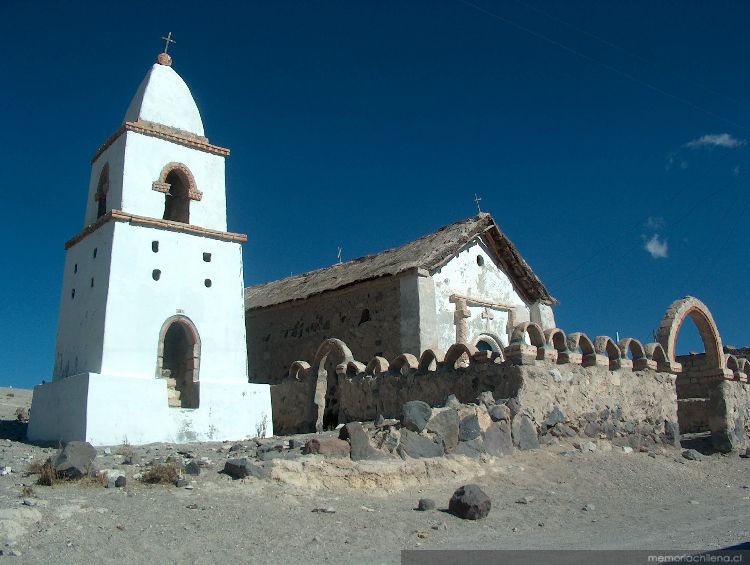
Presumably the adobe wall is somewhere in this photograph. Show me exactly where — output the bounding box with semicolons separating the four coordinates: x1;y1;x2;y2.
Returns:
270;296;749;453
708;380;750;452
271;351;679;444
246;277;405;384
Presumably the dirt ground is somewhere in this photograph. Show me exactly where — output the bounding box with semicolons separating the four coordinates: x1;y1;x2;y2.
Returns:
1;387;749;564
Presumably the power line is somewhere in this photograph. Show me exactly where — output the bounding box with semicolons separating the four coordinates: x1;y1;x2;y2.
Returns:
455;0;750;133
508;0;750;107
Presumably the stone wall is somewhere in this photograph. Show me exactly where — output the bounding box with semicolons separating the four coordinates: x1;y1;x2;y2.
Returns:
271;342;679;448
246;277;404;384
270;296;750;453
708;380;750;452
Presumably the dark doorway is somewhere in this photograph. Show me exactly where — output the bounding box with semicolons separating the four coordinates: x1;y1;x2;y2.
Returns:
322;356;339;430
162;322;199;408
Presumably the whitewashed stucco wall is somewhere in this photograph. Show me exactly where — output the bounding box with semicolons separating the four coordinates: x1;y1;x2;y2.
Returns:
432;237;528;352
85;134;227;231
55;223;248;384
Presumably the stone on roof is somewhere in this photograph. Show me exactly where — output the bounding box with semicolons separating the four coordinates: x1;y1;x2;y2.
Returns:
244;214;555;311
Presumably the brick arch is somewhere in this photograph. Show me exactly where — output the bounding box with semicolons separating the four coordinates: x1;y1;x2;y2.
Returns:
153;162;201;199
156;315;201;409
544;328;567;353
366;356;390;376
594;336;621;369
657;297;724;370
567;332;595;357
310;338;354;432
338;360;366;376
445;342;478;368
644;342;668;363
152;162;203;225
473;333;503;354
389;353;419;376
288;360;310;381
418;349;445;373
737;358;750;380
510;322;546;348
619;338;646;361
725;354;741;379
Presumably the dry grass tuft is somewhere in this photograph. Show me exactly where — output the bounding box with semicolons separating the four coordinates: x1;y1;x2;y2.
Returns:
79;471;108;488
141;463;180;485
36;460;59;486
21;485;34;498
116;440;134;458
25;459;46;476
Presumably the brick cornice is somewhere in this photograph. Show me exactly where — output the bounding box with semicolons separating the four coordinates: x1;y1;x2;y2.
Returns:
91;119;230;163
65;210;247;249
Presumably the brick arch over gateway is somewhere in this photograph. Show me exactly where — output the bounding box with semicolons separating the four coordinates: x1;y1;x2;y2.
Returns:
657;296;725;370
310;338;354;432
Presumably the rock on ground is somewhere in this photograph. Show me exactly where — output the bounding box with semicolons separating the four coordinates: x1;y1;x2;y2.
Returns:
448;484;491;520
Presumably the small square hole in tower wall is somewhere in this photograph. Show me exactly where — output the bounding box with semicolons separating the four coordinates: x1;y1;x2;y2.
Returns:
152;241;159;253
204;279;212;287
153;269;161;281
203;252;211;262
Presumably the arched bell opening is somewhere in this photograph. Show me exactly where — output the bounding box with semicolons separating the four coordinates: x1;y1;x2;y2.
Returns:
163;169;191;224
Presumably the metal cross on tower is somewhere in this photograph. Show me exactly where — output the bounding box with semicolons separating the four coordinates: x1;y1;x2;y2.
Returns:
161;32;176;54
474;193;482;214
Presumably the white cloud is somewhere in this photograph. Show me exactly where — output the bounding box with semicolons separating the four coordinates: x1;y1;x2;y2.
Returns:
645;216;665;230
683;133;746;149
644;234;668;259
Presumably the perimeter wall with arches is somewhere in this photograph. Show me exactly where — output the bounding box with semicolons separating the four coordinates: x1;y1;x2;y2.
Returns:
270;296;750;452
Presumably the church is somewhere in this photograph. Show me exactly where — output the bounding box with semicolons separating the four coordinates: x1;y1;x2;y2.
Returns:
26;42;556;444
27;48;272;445
245;213;557;384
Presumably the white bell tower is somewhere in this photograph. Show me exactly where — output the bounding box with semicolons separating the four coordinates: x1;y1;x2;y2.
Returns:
28;46;273;445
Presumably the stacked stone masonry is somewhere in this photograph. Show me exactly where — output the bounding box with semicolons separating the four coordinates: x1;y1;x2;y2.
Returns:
270;297;750;453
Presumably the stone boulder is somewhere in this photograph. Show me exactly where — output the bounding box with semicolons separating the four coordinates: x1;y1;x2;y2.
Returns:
53;441;97;480
402;401;433;433
543;406;566;428
483;421;513;457
426;409;459;450
450;437;486;458
458;413;482;442
448;484;491;520
488;404;511;422
303;437;351;458
663;420;680;448
511;415;539;451
339;422;386;461
223;458;269;479
397;429;444;459
476;391;495;408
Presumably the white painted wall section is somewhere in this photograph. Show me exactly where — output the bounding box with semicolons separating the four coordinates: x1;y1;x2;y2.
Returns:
432;237;529;352
28;372;273;446
85;134;228;231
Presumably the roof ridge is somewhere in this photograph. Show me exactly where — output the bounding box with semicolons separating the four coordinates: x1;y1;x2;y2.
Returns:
246;214;489;290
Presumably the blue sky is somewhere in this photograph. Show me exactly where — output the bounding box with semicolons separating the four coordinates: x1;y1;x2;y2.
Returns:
1;1;748;388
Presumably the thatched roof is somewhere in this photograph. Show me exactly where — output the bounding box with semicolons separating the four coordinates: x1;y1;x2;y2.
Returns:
244;213;555;310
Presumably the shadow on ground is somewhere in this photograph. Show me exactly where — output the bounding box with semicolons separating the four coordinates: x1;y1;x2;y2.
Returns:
0;419;27;441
